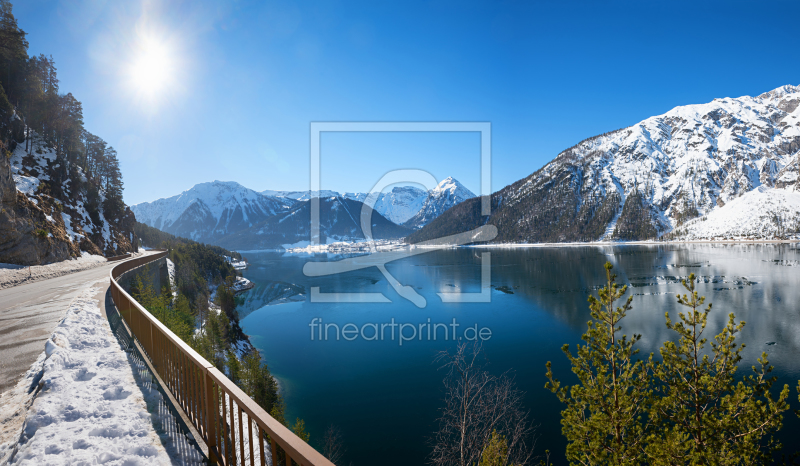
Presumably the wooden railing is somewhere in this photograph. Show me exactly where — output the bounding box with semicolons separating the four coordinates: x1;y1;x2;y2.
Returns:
110;251;335;466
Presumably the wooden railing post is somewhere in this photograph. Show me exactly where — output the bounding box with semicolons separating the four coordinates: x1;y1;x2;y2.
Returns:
205;373;220;464
148;319;154;359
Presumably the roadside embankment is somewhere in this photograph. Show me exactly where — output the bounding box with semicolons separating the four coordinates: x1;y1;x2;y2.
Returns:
0;251;143;290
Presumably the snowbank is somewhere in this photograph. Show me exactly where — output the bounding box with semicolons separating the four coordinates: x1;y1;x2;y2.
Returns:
6;283;184;465
0;252;109;290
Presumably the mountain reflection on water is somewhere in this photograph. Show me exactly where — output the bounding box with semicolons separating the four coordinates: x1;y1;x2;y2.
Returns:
236;279;305;320
237;244;800;466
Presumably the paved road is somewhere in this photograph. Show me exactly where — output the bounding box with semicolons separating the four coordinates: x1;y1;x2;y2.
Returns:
0;251;159;394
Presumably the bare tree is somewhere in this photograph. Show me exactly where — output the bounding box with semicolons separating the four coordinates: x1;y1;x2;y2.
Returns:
323;424;345;465
430;341;535;466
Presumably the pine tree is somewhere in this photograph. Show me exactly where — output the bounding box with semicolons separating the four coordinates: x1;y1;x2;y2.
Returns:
646;274;790;464
479;430;520;466
226;350;241;385
241;350;279;413
292;418;309;443
102;145;125;221
546;262;652;464
270;397;287;426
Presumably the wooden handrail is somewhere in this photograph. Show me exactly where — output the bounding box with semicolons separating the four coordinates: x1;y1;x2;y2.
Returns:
110;250;335;466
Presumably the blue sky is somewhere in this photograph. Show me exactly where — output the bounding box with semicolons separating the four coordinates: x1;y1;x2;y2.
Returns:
14;0;800;205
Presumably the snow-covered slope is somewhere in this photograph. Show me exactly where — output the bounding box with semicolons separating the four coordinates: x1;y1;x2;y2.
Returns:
260;189;338;202
132;181;292;243
676;186;800;240
1;134;136;264
410;84;800;244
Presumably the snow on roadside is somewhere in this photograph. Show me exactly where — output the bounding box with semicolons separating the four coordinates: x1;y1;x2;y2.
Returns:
7;283;174;465
0;355;45;465
0;252;109;290
7;283;203;465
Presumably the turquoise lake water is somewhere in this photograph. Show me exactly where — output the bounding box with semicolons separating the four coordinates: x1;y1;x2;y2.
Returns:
237;244;800;465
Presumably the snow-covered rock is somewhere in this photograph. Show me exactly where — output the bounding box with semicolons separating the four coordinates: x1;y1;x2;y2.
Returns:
11;174;38;196
2;135;135;264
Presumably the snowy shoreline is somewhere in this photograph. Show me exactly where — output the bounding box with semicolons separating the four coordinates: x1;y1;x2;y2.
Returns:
258;238;800;255
461;239;800;248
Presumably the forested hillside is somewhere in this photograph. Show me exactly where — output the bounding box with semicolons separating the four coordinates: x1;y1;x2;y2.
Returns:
136;220;242;260
0;1;135;264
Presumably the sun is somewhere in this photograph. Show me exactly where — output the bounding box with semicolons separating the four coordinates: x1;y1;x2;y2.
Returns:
127;36;175;99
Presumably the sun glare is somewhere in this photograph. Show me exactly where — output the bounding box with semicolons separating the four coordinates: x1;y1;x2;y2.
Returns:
127;36;174;99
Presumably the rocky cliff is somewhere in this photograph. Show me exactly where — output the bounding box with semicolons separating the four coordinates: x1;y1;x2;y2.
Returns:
0;141;136;265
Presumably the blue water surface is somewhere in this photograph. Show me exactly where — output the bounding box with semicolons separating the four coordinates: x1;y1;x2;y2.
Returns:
237;244;800;465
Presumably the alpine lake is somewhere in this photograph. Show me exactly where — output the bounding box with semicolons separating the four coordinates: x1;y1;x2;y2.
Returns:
235;244;800;465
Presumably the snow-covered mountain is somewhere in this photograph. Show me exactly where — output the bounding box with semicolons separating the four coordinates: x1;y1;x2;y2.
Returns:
264;177;475;229
401;177;476;229
131;181;292;243
410;84;800;244
343;186;428;225
215;195;412;250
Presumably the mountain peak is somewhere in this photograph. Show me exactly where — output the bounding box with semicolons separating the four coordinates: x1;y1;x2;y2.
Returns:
437;176;456;187
400;176;476;229
208;180;247;189
757;84;800;101
433;176;475;198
